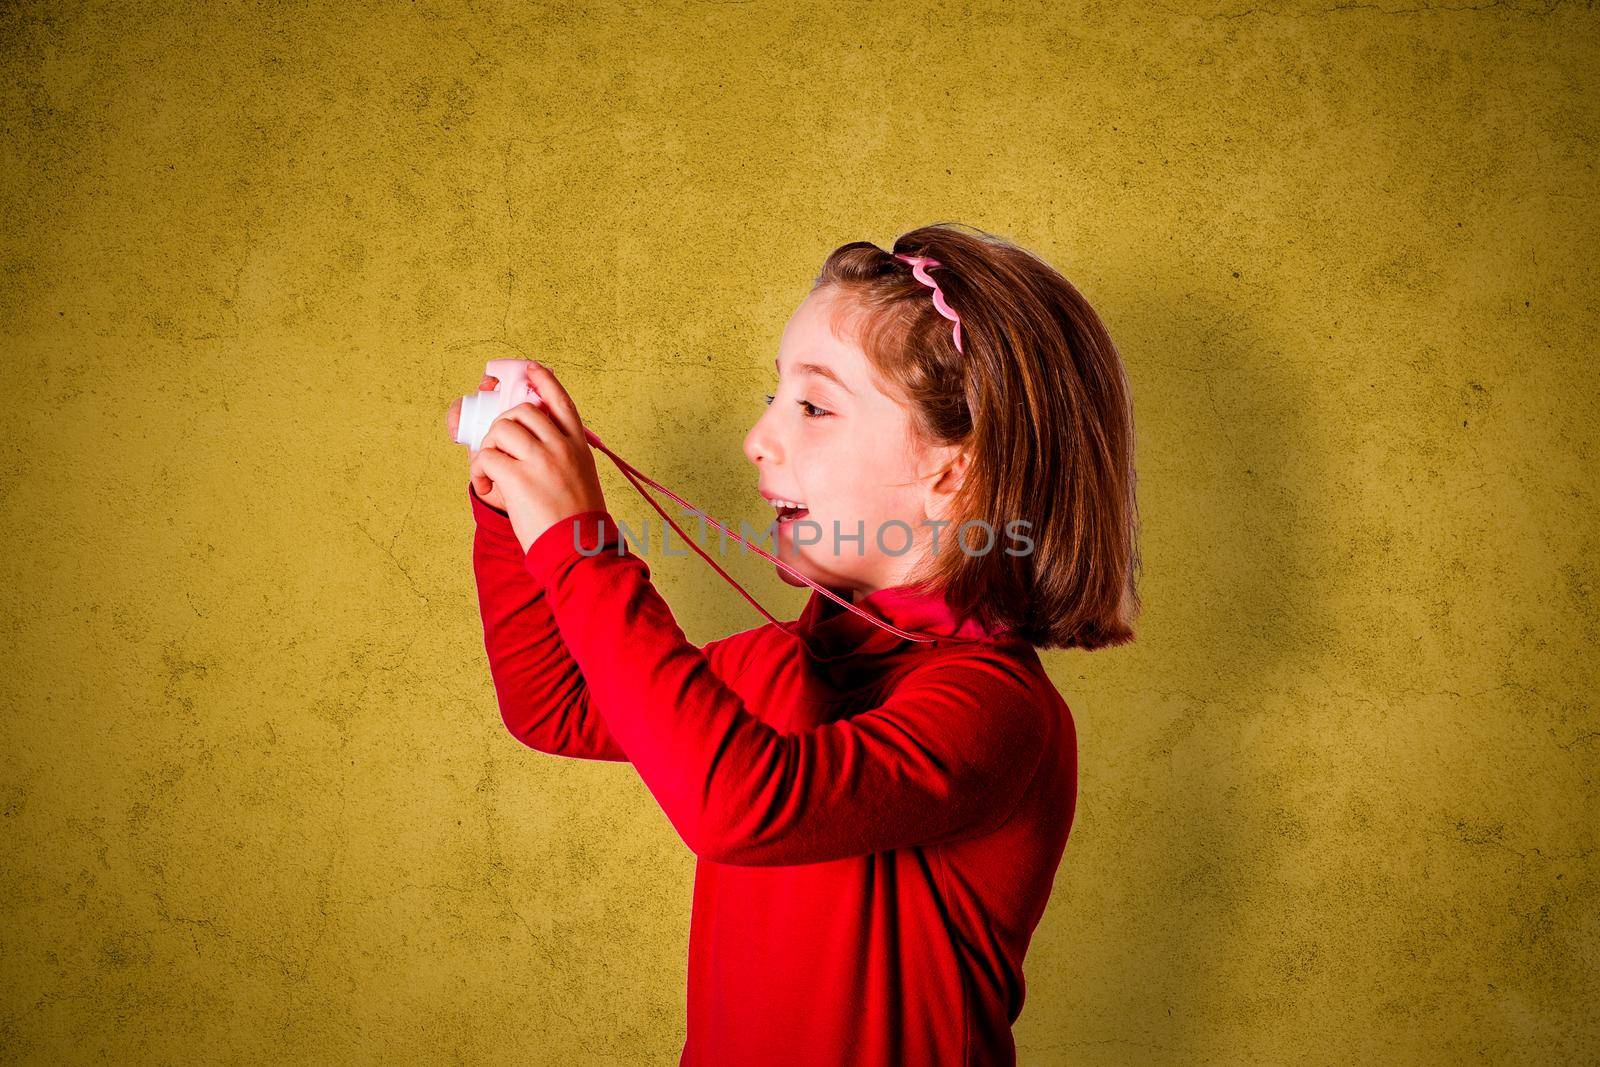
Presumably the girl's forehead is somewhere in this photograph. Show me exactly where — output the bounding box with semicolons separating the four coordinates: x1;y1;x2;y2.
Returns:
780;294;868;373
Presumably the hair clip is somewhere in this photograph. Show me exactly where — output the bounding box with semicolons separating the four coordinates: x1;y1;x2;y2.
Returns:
894;252;964;353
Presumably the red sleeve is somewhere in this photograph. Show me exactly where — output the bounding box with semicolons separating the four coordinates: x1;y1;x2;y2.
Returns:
523;509;1052;866
470;483;629;761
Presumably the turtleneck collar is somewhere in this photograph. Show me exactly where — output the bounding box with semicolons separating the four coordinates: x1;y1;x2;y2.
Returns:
788;579;1011;662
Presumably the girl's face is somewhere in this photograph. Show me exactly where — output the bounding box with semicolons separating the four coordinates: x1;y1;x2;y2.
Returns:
744;286;964;602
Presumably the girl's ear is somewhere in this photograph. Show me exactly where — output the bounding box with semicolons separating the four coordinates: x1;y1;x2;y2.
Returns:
924;445;971;522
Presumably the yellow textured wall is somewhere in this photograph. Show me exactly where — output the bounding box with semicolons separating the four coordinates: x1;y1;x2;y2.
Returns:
3;1;1596;1062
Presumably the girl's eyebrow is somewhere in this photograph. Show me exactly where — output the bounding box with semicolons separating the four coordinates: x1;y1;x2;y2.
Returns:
774;356;855;396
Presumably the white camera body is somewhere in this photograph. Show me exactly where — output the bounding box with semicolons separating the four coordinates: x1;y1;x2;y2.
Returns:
455;358;544;451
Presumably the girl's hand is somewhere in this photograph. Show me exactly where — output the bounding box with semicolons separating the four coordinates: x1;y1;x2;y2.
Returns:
466;362;608;554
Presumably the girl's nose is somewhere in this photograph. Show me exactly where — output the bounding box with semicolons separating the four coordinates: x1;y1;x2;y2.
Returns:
743;408;782;469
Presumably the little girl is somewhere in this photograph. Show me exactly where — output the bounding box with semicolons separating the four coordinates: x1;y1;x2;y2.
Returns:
451;222;1141;1066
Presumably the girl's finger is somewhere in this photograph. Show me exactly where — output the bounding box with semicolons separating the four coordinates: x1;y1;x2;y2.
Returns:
470;463;495;499
526;362;583;439
479;408;548;460
473;446;509;486
446;396;462;442
491;401;562;448
468;448;496;497
473;443;524;480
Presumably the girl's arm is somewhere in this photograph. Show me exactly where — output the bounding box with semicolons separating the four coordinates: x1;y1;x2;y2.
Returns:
524;509;1052;867
472;483;628;760
470;483;743;761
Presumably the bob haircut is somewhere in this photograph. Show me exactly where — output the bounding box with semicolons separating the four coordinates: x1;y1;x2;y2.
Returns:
812;222;1141;651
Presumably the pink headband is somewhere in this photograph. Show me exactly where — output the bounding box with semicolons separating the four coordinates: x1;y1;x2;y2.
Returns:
894;252;965;354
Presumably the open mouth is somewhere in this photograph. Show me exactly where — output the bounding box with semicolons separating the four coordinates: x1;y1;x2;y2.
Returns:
766;496;810;524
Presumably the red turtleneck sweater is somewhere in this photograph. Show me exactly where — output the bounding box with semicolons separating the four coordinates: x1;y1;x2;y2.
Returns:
469;485;1078;1066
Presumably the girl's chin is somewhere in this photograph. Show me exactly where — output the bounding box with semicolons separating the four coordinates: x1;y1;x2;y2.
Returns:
776;566;811;589
772;538;813;586
772;544;849;592
770;516;847;589
770;535;819;588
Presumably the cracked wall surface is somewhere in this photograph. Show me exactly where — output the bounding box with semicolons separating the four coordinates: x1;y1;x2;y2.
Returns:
2;0;1597;1063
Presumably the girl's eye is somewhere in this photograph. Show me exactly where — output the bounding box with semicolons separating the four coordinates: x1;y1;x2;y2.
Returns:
764;391;838;415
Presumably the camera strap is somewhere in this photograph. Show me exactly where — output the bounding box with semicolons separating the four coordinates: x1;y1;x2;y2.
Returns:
577;425;960;646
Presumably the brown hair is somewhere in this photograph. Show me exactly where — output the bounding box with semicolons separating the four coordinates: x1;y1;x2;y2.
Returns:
813;222;1141;651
